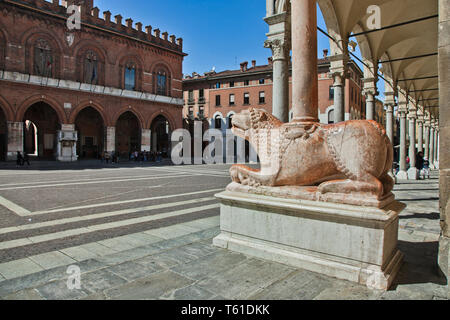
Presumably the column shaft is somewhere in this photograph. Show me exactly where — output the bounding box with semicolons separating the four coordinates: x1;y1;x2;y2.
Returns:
385;105;394;144
291;0;318;122
424;125;430;159
272;53;289;122
105;127;116;153
409;117;417;168
399;113;407;172
366;93;375;120
333;75;345;123
418;122;424;153
430;126;435;167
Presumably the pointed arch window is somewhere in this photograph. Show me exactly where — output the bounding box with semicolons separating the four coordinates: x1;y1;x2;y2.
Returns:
34;39;53;77
125;62;136;91
156;70;168;96
84;50;99;84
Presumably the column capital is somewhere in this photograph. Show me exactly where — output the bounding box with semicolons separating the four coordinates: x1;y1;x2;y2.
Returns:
264;38;289;61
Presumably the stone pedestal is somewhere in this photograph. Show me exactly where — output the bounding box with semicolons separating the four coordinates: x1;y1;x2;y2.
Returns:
56;125;78;162
141;129;151;152
213;191;405;290
396;170;408;180
105;127;116;153
407;168;419;180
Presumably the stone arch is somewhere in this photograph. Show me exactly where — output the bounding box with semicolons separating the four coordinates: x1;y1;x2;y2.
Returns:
317;0;345;55
150;114;172;156
147;111;176;133
22;29;64;79
16;95;66;124
69;100;109;126
118;53;144;91
0;94;14;121
212;111;224;129
115;109;142;158
73;106;106;159
112;107;145;131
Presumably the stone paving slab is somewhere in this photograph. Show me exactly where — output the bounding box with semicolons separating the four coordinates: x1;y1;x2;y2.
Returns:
0;170;447;300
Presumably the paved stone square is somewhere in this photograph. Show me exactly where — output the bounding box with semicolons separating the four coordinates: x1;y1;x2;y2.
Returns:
0;162;447;300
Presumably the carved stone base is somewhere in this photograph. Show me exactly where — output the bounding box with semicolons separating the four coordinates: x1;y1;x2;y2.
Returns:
213;191;405;290
226;182;395;209
396;170;408;180
407;167;419;180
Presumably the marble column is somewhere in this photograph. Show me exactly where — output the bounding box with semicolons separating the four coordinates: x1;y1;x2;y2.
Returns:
429;121;435;169
105;126;116;153
384;97;395;178
407;110;418;180
396;109;408;180
265;38;290;123
424;116;431;160
417;117;424;154
6;121;24;161
332;72;345;123
363;74;378;121
364;88;376;120
291;0;318;123
434;124;439;168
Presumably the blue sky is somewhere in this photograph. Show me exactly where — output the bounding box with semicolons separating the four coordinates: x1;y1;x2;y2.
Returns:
94;0;383;97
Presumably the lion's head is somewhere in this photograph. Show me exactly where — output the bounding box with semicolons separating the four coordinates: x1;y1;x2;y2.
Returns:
231;108;283;139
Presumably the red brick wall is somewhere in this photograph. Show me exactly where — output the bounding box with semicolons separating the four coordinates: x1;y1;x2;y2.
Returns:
0;0;184;131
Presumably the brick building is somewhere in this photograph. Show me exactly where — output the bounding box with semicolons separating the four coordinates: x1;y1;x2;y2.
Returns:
0;0;186;161
182;53;373;132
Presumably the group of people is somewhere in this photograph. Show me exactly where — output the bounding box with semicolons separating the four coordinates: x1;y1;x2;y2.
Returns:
16;152;30;167
414;151;431;179
130;150;164;162
100;150;165;164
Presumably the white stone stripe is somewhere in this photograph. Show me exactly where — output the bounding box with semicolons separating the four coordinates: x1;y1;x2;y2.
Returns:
0;196;32;216
0;197;215;235
0;173;169;188
31;188;223;216
0;216;219;280
0;173;199;191
0;204;219;251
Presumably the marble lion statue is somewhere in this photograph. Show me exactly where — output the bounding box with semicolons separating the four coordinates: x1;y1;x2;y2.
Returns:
229;108;395;202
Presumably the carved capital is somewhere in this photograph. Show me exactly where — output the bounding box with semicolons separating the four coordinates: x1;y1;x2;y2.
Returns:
264;38;289;61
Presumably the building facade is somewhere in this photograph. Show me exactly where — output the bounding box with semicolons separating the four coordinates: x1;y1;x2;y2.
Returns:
182;54;375;134
0;0;185;161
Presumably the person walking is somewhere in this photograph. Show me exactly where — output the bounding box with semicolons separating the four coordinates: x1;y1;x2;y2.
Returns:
416;151;424;180
16;152;24;167
23;153;30;166
422;157;430;179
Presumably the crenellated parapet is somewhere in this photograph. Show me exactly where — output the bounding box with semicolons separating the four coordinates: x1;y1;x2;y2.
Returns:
5;0;184;54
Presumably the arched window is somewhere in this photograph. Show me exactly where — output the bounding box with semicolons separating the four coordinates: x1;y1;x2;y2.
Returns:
215;115;222;129
328;109;335;124
84;50;98;84
156;70;167;96
124;62;136;91
34;39;53;77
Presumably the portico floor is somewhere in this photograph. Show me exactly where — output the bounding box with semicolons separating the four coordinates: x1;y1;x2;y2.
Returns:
0;163;447;300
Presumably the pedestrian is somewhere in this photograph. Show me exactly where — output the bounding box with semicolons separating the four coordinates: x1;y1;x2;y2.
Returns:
422;158;430;179
16;151;24;167
23;153;30;166
416;151;424;179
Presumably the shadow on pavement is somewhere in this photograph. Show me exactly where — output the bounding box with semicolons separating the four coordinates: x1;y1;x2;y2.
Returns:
390;240;448;290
